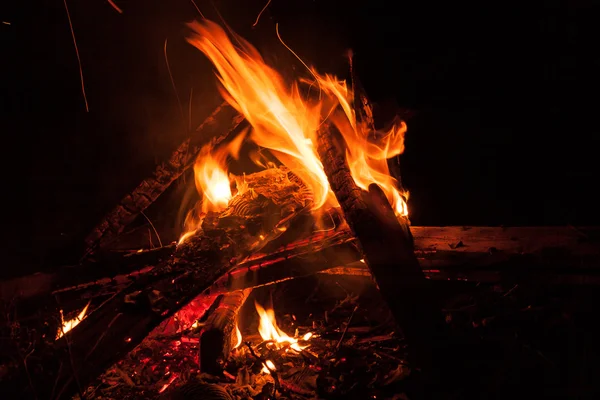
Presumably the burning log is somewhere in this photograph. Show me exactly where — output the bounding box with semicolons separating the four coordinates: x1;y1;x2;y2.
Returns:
83;102;244;257
205;229;359;296
4;225;599;314
198;289;251;375
3;167;311;400
347;50;375;134
316;121;447;374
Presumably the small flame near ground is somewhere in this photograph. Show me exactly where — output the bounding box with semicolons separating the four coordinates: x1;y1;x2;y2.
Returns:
234;323;243;349
56;301;90;340
255;301;310;352
261;359;276;374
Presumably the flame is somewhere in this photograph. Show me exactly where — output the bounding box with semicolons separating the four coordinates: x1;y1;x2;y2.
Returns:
56;301;90;340
234;323;243;349
187;20;332;210
313;74;409;216
178;133;246;245
255;301;309;352
186;20;409;218
261;359;276;374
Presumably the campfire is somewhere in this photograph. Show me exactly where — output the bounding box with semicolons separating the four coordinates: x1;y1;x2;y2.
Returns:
178;19;408;247
3;15;600;400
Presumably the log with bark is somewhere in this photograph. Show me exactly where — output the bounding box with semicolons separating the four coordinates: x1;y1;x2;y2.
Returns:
3;225;599;329
316;120;447;379
82;102;244;258
198;288;251;375
1;167;312;400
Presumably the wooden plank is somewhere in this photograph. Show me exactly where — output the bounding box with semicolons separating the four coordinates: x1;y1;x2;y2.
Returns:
411;226;596;257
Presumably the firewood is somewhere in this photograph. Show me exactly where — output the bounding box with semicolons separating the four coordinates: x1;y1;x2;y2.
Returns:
2;167;311;400
83;102;244;257
347;50;375;133
316;121;447;376
199;288;251;375
4;226;599;307
205;230;360;296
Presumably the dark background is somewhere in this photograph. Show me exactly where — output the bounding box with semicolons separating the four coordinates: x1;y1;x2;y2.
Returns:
1;0;599;278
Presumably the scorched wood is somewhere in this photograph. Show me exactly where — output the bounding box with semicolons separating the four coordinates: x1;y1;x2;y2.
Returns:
347;51;375;133
83;102;244;257
3;167;311;400
3;226;598;304
316;121;447;376
198;288;251;375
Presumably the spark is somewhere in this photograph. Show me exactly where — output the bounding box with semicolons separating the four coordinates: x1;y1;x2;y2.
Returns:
62;0;89;112
252;0;272;27
190;0;206;18
275;23;322;102
107;0;123;14
164;38;185;127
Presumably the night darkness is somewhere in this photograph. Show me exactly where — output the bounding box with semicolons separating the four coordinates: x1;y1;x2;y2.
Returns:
2;0;600;277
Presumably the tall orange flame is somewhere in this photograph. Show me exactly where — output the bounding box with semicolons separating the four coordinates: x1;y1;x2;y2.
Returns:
185;20;408;223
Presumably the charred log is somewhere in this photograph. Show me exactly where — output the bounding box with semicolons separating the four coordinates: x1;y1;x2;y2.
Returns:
347;51;375;133
206;230;359;296
83;102;244;257
316;121;447;376
198;289;251;375
3;226;599;311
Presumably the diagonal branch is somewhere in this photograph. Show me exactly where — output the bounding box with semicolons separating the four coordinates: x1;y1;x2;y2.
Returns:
83;102;244;257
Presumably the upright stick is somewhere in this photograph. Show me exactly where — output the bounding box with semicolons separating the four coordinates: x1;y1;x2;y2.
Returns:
316;121;447;377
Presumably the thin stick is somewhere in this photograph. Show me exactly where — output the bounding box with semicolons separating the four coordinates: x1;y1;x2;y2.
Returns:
335;305;358;351
62;0;89;112
141;211;163;247
252;0;272;27
244;342;281;393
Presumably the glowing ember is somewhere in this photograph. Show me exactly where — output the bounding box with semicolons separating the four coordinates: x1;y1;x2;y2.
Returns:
56;301;90;340
261;359;276;374
186;20;409;219
255;301;310;352
158;373;179;394
234;323;243;349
